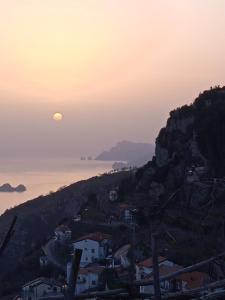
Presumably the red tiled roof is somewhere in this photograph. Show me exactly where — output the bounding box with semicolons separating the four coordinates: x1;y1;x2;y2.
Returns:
141;265;182;283
75;232;111;242
146;267;208;289
145;265;182;280
117;203;130;209
138;256;167;268
79;264;104;275
178;271;209;289
158;265;182;277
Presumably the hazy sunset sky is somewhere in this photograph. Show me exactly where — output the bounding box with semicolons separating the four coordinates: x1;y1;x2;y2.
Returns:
1;0;225;157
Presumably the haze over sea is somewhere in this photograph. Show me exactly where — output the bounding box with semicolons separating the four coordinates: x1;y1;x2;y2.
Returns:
0;158;112;215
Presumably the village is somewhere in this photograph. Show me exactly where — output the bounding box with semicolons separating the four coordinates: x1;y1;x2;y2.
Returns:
18;228;210;300
9;188;224;300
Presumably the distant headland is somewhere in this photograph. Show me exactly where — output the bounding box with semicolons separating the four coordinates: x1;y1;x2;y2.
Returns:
96;140;155;168
0;183;26;193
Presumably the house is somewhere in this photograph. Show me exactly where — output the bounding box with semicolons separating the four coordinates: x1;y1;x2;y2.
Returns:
67;264;104;295
179;271;209;290
113;204;136;223
55;225;72;242
109;190;118;202
139;264;209;296
22;277;62;300
72;232;111;266
136;256;174;281
139;264;183;295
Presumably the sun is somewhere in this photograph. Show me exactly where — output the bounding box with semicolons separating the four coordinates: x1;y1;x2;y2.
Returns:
53;112;63;121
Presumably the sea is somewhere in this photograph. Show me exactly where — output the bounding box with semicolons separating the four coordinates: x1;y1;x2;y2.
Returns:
0;158;113;215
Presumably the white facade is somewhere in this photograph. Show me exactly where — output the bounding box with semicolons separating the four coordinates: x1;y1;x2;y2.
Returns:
136;258;174;281
55;225;72;242
139;278;183;295
76;271;100;294
73;239;108;267
137;262;185;296
66;263;103;295
22;278;62;300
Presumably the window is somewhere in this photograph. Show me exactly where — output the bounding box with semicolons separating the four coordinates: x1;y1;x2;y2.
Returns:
92;280;96;285
91;249;95;253
85;257;88;261
84;248;88;251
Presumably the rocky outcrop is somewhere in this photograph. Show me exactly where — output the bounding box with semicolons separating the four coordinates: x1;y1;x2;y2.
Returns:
0;183;26;193
155;87;225;179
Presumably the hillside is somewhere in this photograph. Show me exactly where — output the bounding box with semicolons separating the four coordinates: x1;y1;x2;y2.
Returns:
0;171;129;296
2;87;225;296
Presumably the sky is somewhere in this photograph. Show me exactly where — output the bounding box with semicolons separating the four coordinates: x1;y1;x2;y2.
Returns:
1;0;225;157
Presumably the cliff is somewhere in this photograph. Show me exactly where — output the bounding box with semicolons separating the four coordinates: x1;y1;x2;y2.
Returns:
125;86;225;264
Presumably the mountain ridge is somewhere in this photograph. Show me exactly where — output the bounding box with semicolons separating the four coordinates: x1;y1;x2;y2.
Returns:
96;140;155;168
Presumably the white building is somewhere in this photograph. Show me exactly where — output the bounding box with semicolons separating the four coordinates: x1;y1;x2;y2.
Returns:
114;204;136;223
137;260;209;296
72;232;111;267
138;264;183;295
22;277;62;300
67;264;104;295
54;225;72;242
136;256;174;281
109;190;118;202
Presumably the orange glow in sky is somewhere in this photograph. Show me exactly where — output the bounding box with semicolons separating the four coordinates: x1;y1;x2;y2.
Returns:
1;0;224;103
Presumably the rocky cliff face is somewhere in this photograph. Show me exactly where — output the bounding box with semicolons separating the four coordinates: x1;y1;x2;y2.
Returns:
135;87;225;195
126;87;225;266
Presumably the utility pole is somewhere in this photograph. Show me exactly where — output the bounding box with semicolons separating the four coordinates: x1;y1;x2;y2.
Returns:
128;215;137;298
0;216;17;257
151;233;161;300
67;248;82;300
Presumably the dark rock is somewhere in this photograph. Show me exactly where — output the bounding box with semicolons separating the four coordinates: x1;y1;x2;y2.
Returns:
0;183;26;193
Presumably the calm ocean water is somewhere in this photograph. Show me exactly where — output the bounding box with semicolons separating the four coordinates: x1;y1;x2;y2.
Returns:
0;158;113;215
